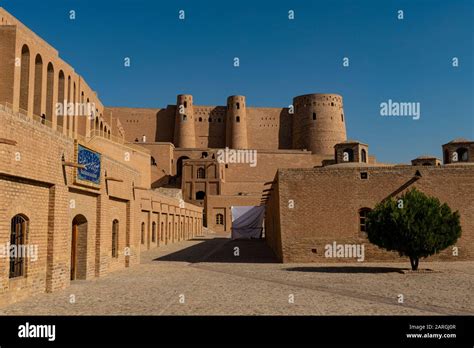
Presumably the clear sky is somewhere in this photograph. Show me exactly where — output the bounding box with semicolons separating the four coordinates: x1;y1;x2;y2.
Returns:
3;0;473;163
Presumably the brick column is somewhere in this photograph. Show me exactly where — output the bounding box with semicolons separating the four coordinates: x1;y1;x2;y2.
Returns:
46;184;70;292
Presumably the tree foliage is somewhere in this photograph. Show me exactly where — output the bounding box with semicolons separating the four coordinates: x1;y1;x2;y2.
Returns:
366;188;461;270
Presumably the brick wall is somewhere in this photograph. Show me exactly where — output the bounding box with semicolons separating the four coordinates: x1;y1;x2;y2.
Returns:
266;165;474;263
0;104;203;307
206;194;262;233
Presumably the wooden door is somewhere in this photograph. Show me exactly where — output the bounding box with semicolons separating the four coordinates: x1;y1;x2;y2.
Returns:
70;224;77;280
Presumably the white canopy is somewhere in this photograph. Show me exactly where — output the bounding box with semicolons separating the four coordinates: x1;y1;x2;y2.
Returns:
231;206;265;240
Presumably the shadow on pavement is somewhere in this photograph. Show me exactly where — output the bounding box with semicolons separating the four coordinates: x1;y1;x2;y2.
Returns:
285;266;407;274
154;237;278;264
205;239;278;263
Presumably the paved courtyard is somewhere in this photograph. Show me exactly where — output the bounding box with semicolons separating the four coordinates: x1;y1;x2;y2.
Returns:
1;233;473;315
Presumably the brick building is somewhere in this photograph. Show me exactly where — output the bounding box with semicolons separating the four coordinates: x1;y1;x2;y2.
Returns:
109;91;355;232
264;141;474;263
0;8;202;307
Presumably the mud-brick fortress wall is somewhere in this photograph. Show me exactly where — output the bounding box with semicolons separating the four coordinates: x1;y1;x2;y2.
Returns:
0;106;74;305
138;191;203;250
177;149;327;233
109;92;347;234
0;104;142;305
292;94;347;155
265;165;474;263
0;7;121;141
110;93;347;154
0;102;202;307
109;93;348;212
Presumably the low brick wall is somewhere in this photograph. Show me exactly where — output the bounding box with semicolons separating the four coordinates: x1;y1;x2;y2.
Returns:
265;165;474;263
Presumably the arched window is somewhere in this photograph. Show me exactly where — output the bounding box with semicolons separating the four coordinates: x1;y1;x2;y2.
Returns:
20;45;30;112
236;116;240;123
152;222;156;242
72;82;76;133
66;76;71;131
57;71;65;129
343;148;354;162
141;222;145;244
46;63;54;124
151;156;157;166
236;102;240;109
197;167;206;179
341;113;344;122
33;54;43;117
216;213;224;225
112;220;119;258
456;148;469;162
361;149;367;163
86;99;93;131
312;112;316;120
71;214;88;280
199;117;202;122
359;208;372;233
182;115;187;121
196;191;205;200
10;214;28;278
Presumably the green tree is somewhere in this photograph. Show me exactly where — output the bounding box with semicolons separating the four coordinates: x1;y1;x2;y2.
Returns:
366;188;461;270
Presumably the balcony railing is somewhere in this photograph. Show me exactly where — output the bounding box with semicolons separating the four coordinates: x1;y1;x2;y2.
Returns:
1;102;129;147
89;129;125;144
2;102;66;134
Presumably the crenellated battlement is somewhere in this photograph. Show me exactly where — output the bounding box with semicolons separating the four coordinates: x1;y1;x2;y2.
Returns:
113;93;347;155
150;94;346;156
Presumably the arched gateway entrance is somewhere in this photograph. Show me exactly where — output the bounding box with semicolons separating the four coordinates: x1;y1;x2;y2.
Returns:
71;215;88;280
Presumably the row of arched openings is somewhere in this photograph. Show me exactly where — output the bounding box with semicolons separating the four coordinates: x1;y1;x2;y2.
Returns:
141;217;200;245
8;205;368;281
18;44;109;138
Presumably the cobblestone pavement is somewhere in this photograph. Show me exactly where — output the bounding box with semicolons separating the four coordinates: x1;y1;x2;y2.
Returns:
1;233;473;315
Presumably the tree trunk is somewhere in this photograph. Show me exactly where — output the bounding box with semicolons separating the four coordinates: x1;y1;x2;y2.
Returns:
409;256;419;271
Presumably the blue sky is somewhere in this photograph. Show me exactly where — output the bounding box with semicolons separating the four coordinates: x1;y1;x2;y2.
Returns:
3;0;473;163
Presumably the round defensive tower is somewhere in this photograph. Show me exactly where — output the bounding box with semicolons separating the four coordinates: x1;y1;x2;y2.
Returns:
292;93;347;156
225;95;248;149
174;94;196;148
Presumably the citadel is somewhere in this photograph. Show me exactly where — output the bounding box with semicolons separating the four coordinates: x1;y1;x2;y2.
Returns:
0;7;473;307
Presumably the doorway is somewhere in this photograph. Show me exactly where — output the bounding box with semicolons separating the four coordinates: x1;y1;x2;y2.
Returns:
71;215;88;280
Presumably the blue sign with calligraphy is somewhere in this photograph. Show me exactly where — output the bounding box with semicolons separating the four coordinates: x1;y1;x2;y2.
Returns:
77;144;101;185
